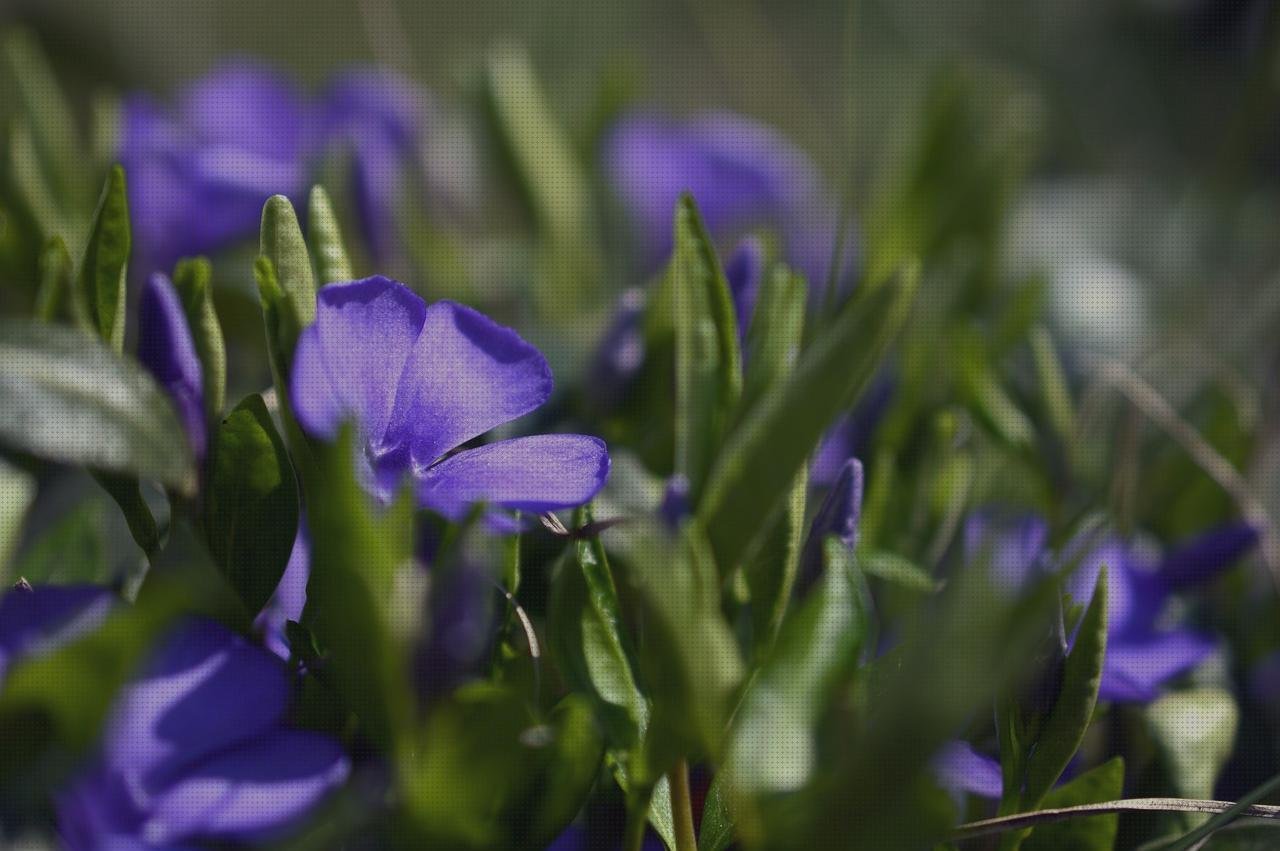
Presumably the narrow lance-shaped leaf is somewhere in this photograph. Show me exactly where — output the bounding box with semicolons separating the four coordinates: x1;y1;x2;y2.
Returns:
1022;758;1124;851
77;165;131;351
259;194;316;363
672;194;743;498
0;319;196;493
308;185;354;284
698;263;918;572
1022;569;1109;810
91;471;158;560
34;236;72;323
0;457;35;574
173;256;227;423
302;425;416;752
204;394;300;615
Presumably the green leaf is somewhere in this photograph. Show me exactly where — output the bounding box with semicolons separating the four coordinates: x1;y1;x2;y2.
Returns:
8;499;103;585
670;195;743;496
741;465;807;655
77;165;131;350
522;694;607;848
1023;758;1124;851
698;773;736;851
1030;326;1075;448
739;264;807;417
173;256;227;423
308;185;353;284
697;263;917;572
302;425;415;752
1;30;91;224
204;394;300;615
1146;688;1239;830
1022;569;1108;808
723;538;867;798
91;470;159;560
34;235;72;322
259;194;317;360
859;550;939;593
0;319;197;493
0;458;37;573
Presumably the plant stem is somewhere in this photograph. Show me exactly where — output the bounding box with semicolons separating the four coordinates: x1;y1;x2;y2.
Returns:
669;759;698;851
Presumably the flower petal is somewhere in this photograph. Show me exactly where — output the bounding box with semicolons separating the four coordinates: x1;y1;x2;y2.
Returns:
387;300;553;468
932;740;1003;800
290;277;427;450
724;236;765;343
103;620;289;791
1159;523;1257;590
138;729;348;845
1100;630;1217;703
962;511;1048;591
416;434;609;520
797;458;863;596
138;274;206;458
0;584;115;683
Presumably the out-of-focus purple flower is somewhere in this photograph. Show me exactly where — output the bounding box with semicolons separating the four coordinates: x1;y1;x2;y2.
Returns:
254;523;312;661
122;60;315;273
0;583;115;682
414;563;497;702
137;273;207;459
290;277;610;522
320;69;431;266
586;287;647;409
964;512;1256;703
603;111;853;292
724;236;765;343
810;370;896;487
1158;523;1258;590
933;740;1003;802
58;619;349;850
797;458;863;596
658;474;693;529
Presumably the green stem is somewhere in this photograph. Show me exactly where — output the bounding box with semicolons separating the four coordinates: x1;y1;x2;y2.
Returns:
669;759;698;851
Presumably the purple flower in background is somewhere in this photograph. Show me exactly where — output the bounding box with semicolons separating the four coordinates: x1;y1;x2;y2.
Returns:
291;276;610;522
321;68;432;265
810;369;895;487
932;740;1003;803
0;583;115;682
254;523;312;661
137;273;207;459
725;236;765;342
58;619;349;850
797;458;864;596
965;512;1257;703
122;60;315;272
603;111;852;291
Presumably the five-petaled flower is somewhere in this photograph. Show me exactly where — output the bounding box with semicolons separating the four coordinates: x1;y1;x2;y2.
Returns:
290;276;610;523
58;619;349;850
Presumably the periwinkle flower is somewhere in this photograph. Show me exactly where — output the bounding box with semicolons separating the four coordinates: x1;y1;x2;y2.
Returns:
810;370;895;487
290;276;610;522
253;523;312;661
0;583;114;682
796;458;864;596
122;60;315;272
932;740;1003;803
724;236;765;342
965;512;1257;703
137;273;207;459
603;111;852;290
58;619;349;850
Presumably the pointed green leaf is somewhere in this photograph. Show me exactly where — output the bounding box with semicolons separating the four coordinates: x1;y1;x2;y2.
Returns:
0;319;196;492
723;539;867;798
1023;570;1108;809
671;195;743;497
308;185;354;284
204;394;300;615
739;264;806;417
173;256;227;422
8;499;103;586
698;264;917;572
523;694;607;849
34;235;72;322
91;470;158;560
260;194;316;354
0;457;36;573
78;165;130;351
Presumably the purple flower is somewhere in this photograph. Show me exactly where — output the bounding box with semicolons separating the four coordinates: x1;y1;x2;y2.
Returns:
724;236;765;342
810;369;895;487
137;273;207;459
932;740;1003;802
320;68;432;266
122;60;315;273
603;111;852;290
964;512;1256;703
58;619;349;849
253;523;312;661
0;583;115;682
586;287;647;409
290;276;610;521
797;458;864;596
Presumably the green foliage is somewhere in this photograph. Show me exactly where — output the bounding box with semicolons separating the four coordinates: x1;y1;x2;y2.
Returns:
1022;758;1125;851
172;256;227;423
204;393;299;615
0;319;196;492
76;165;130;350
308;185;354;284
